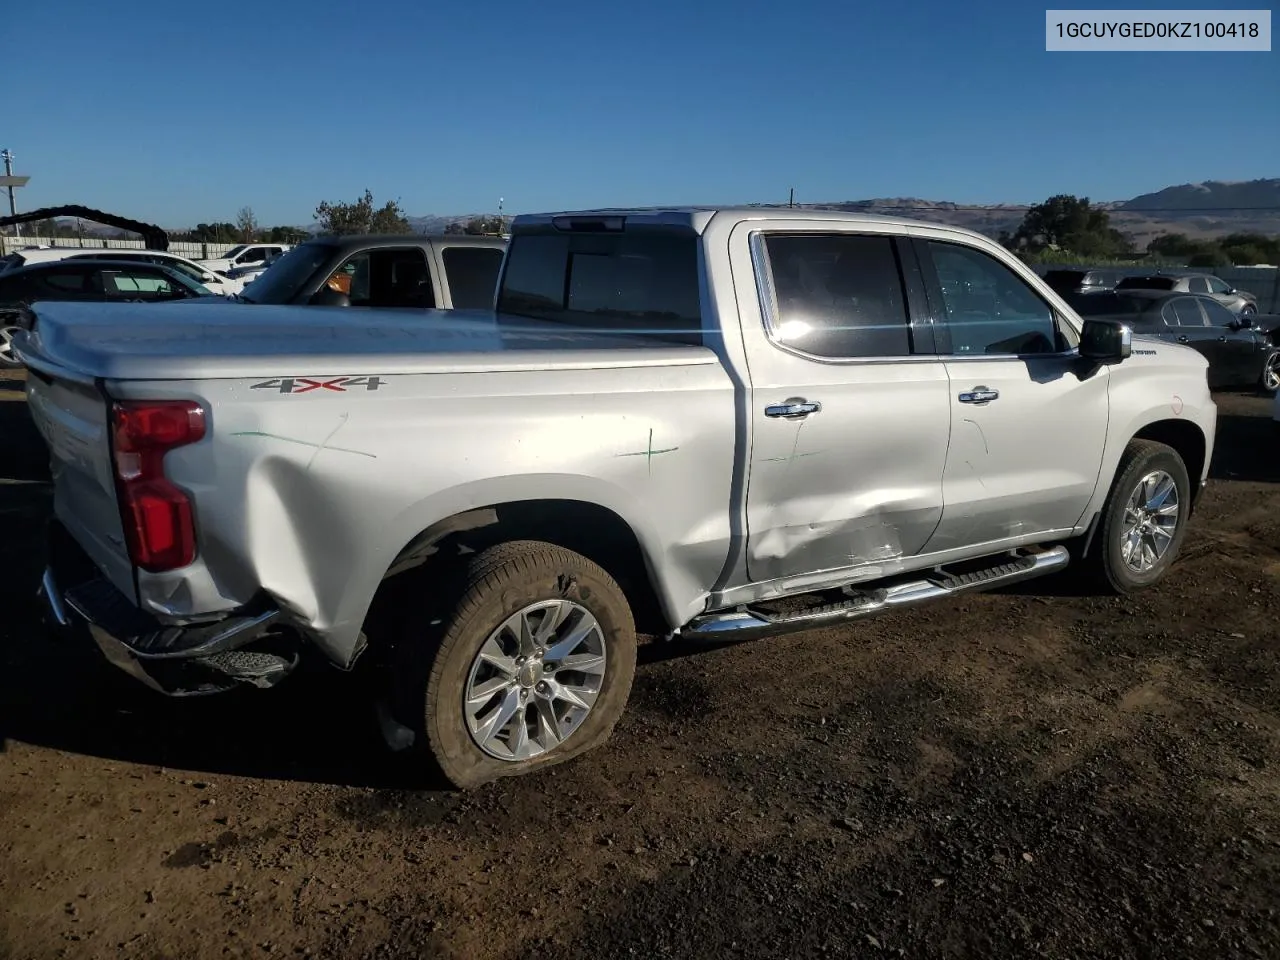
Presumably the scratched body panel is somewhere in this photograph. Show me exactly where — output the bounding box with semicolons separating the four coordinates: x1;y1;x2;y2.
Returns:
106;359;736;664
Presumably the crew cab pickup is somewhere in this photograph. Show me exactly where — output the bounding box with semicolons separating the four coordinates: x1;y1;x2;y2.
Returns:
215;234;508;311
20;208;1217;788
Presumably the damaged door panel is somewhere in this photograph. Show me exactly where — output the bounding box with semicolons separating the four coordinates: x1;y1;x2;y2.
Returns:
734;224;951;585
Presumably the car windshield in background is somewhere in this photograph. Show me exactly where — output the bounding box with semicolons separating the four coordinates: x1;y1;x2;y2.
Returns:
496;231;702;345
1067;292;1149;316
222;245;248;259
239;243;334;303
1117;276;1176;291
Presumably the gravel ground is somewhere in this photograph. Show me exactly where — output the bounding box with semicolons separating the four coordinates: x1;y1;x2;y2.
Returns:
1;372;1278;960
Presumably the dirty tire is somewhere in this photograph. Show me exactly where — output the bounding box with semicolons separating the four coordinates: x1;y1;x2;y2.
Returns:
1089;439;1191;595
395;540;637;790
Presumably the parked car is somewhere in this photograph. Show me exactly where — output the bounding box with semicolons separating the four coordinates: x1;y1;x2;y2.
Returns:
1069;290;1278;391
0;259;214;367
198;243;292;275
60;249;243;297
0;247;242;297
208;234;507;310
1042;268;1126;296
1114;273;1258;316
23;207;1216;788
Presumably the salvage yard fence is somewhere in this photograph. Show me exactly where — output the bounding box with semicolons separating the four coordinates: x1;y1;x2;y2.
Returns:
0;235;242;260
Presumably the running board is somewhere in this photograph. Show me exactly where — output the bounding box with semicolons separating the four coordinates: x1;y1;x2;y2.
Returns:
677;546;1069;644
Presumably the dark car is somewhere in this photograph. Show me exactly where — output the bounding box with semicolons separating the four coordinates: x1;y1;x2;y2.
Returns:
0;259;214;367
1114;272;1258;317
1069;290;1279;392
223;235;507;311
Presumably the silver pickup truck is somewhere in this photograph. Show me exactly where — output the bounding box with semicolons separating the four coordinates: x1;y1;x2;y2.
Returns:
20;207;1217;788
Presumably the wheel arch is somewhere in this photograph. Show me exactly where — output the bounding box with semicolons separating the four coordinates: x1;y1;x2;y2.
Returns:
363;499;673;658
1131;417;1207;508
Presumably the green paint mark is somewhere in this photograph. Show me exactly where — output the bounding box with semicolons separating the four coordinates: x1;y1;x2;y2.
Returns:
231;431;377;459
615;428;679;474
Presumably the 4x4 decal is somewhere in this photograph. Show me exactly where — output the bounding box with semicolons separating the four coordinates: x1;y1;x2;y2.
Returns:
250;376;387;394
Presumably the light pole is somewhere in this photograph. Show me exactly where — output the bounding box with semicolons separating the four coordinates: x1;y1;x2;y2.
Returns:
0;149;31;239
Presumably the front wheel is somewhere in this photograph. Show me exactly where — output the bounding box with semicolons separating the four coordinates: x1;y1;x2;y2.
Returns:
1240;304;1257;317
393;541;637;789
1089;439;1192;594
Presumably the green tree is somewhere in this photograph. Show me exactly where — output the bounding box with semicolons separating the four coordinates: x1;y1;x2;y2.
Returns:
1187;250;1231;268
1006;195;1133;258
461;215;506;235
313;189;411;235
1146;233;1206;257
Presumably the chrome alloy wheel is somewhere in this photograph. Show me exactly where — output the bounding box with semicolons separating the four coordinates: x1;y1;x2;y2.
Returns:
0;326;19;367
1262;352;1280;392
1120;469;1180;573
463;599;607;761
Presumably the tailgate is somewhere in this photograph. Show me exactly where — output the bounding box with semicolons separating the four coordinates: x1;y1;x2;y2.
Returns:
25;367;135;600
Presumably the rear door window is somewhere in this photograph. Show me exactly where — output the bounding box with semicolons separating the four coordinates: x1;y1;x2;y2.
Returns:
441;246;504;309
760;232;913;358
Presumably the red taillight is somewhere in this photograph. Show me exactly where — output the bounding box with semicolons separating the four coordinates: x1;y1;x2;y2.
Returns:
110;401;206;572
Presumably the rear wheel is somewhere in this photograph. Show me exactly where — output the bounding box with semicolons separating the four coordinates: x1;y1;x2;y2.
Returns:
1087;439;1192;594
0;325;21;369
392;541;637;789
1259;351;1280;393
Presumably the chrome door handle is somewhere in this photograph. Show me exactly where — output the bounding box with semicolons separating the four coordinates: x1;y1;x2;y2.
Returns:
957;386;999;405
765;398;822;419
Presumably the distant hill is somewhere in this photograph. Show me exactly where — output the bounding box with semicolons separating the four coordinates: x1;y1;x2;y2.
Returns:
795;179;1280;246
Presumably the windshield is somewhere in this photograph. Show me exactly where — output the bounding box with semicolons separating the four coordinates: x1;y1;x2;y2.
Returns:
220;245;247;260
239;242;335;304
164;258;213;284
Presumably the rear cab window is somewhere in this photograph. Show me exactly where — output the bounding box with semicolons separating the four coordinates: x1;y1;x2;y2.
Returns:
496;221;702;345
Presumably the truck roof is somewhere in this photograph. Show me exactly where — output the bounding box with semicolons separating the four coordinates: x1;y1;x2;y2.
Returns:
511;206;992;242
300;234;508;250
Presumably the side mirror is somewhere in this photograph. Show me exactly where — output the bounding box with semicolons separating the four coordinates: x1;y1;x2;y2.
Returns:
1235;316;1254;329
1079;318;1132;363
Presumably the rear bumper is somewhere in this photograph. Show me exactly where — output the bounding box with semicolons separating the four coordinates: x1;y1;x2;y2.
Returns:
40;521;300;697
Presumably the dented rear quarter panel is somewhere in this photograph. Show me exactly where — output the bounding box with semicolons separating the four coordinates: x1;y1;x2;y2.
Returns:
108;359;737;665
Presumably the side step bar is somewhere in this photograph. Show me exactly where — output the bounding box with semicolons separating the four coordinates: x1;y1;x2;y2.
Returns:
677;546;1069;644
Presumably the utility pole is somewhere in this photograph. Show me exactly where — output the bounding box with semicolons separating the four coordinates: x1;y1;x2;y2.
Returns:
788;187;794;208
0;148;31;239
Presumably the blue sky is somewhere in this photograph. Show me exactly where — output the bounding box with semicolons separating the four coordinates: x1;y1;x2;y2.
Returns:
5;0;1277;227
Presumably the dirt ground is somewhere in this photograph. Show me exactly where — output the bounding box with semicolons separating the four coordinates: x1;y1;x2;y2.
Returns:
1;371;1278;960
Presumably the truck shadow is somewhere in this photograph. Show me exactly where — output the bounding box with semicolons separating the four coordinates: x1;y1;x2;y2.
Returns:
1208;410;1280;484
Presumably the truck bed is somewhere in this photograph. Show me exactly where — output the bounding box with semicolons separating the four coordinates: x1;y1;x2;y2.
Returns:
17;301;712;381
